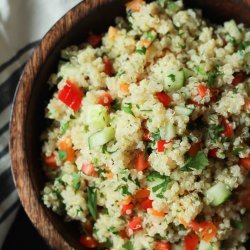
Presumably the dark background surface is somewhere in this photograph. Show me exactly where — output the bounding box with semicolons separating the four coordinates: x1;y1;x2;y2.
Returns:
2;206;51;250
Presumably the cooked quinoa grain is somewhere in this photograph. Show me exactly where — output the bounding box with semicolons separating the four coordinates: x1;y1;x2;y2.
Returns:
41;1;250;249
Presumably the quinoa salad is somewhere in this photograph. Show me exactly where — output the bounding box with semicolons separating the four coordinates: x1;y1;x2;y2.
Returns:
41;0;250;249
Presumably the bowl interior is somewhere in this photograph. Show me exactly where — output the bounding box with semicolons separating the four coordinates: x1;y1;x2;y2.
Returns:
15;0;249;249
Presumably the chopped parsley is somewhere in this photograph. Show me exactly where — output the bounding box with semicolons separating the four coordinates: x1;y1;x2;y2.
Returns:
180;151;209;172
72;173;81;191
122;102;135;116
238;40;250;55
233;147;245;155
87;187;97;220
150;130;161;141
224;34;236;45
60;122;69;133
145;31;157;42
147;171;171;198
136;47;146;55
108;226;119;235
168;73;176;82
121;185;132;196
207;66;222;87
111;99;121;111
208;124;224;142
123;240;133;250
194;65;207;77
58;150;66;161
231;219;244;229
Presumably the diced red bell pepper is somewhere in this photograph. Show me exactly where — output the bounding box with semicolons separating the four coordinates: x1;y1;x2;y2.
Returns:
155;240;171;250
97;92;113;107
157;140;168;153
239;157;250;169
140;198;153;210
231;72;247;86
121;204;133;216
155;92;171;107
127;216;143;235
197;84;209;98
136;152;149;171
135;189;150;199
208;148;218;158
188;143;201;157
142;130;151;142
184;231;199;250
103;56;114;76
87;34;102;48
82;163;96;176
58;80;83;112
79;235;99;248
221;119;233;137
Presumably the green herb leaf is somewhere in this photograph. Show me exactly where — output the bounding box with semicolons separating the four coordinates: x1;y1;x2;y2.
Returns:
108;226;119;235
111;99;121;111
60;122;69;133
136;47;146;55
122;103;135;116
233;147;245;155
72;173;81;191
180;151;209;172
225;34;236;45
145;31;157;42
231;219;244;229
208;124;224;142
150;130;161;141
207;66;222;87
194;65;207;77
58;150;67;161
121;185;132;195
87;187;97;220
168;74;176;82
147;171;171;197
123;240;133;250
238;40;250;55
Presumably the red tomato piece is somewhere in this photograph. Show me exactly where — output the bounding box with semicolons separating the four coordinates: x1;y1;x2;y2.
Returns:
44;154;57;169
155;92;171;107
155;240;171;250
97;92;113;107
135;189;150;199
184;231;199;250
127;216;143;234
239;157;250;169
197;84;209;98
140;198;153;210
189;221;217;243
231;72;247;86
208;148;219;158
103;56;114;76
188;143;201;157
221;119;233;137
58;80;83;112
87;34;102;48
143;130;151;142
157;140;168;153
121;204;133;216
136;152;149;171
82;163;96;176
79;235;99;248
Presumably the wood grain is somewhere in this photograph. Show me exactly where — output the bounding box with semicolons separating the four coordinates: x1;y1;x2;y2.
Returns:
10;0;249;250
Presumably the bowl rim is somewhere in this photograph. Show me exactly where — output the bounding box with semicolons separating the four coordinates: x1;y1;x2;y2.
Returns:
9;0;113;249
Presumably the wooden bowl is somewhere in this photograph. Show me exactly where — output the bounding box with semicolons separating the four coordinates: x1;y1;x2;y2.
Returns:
10;0;250;249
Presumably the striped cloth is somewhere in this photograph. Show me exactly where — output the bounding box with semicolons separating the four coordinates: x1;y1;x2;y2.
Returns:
0;0;81;248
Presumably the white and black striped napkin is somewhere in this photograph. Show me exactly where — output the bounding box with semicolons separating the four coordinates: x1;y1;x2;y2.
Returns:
0;0;81;247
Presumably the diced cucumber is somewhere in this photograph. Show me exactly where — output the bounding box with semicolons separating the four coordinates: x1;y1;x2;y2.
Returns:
206;182;231;206
198;240;220;250
175;106;194;116
86;105;109;130
165;123;176;141
183;68;194;79
164;69;185;92
88;127;115;149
